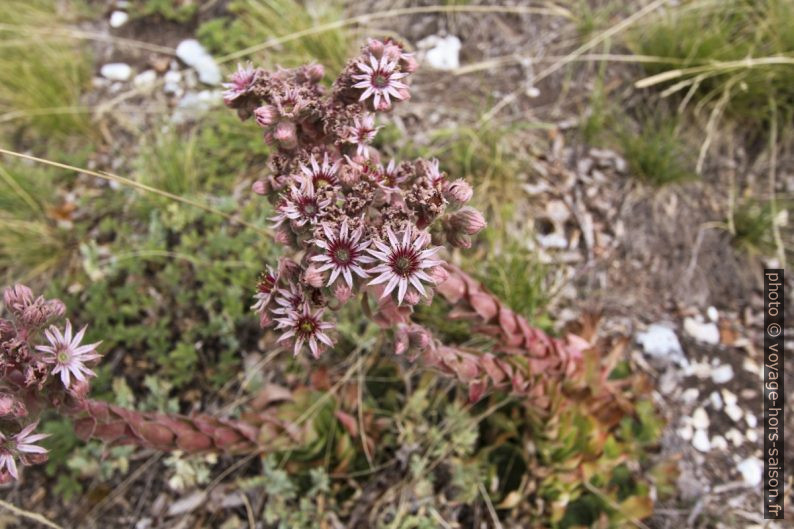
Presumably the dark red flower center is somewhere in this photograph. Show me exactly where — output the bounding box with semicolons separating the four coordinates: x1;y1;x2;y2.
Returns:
389;247;419;277
297;316;317;337
372;73;389;88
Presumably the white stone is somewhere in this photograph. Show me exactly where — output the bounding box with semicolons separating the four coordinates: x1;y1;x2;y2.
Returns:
721;389;738;407
725;428;744;447
109;10;129;28
171;90;223;124
743;357;760;375
537;233;568;249
681;388;700;404
636;324;687;367
708;391;723;410
737;457;763;486
100;63;132;81
711;435;728;450
133;70;157;88
677;423;694;441
175;39;221;85
707;306;719;322
684;317;720;344
691;407;710;429
746;429;758;443
745;413;758;428
711;363;734;384
685;361;711;379
418;35;462;70
725;403;744;423
692;429;711;452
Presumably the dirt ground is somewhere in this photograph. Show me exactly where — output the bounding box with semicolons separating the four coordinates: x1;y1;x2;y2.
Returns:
3;1;792;527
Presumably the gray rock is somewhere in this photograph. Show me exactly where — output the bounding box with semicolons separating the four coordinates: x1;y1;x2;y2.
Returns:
133;70;157;89
684;316;720;344
711;363;734;384
109;10;129;28
417;35;461;70
636;323;687;367
100;63;132;81
175;39;222;85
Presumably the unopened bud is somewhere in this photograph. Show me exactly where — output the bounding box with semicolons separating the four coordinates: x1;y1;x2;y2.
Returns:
383;43;402;62
367;39;385;58
252;180;268;195
449;207;486;235
69;379;91;401
444;179;473;205
403;289;421;306
448;231;472;249
0;393;24;417
428;266;449;285
45;299;66;319
254;105;278;127
274;121;298;149
333;282;353;305
3;284;33;310
303;265;324;288
277;258;301;281
306;63;324;83
401;54;419;74
274;228;291;245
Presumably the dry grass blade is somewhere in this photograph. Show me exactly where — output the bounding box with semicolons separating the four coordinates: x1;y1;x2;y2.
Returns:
635;56;794;89
0;499;64;529
0;148;271;237
0;23;175;55
453;52;688;76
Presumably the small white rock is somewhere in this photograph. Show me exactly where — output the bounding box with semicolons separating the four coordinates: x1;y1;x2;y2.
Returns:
691;407;710;429
725;403;744;423
133;69;157;89
684;317;720;344
681;388;700;404
709;391;723;410
711;364;734;384
100;63;132;81
636;324;687;367
175;39;221;85
692;429;711;452
707;306;719;322
721;389;738;407
418;35;462;70
725;428;744;446
109;10;129;28
745;413;758;428
711;435;728;450
677;423;694;441
746;429;759;443
685;361;711;379
737;457;763;486
743;357;760;375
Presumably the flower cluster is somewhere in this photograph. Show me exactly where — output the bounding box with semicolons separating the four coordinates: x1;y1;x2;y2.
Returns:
224;39;486;359
0;285;101;482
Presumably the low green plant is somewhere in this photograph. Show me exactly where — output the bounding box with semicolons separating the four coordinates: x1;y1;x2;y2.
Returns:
617;114;696;186
627;0;794;128
198;0;354;74
0;0;92;140
130;0;198;23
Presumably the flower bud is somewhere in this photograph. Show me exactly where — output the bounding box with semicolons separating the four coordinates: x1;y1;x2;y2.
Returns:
274;228;291;245
333;282;353;305
303;265;324;288
45;299;66;319
254;105;278;127
3;284;32;310
69;379;91;401
401;54;419;74
403;289;421;306
407;325;432;351
444;179;473;205
383;43;402;62
251;180;269;195
259;311;272;328
428;266;449;285
447;231;472;249
367;39;385;58
449;207;486;235
306;63;324;83
0;393;25;417
277;258;301;281
274;121;298;149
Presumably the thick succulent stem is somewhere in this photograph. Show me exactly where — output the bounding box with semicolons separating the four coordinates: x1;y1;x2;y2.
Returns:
65;399;266;454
